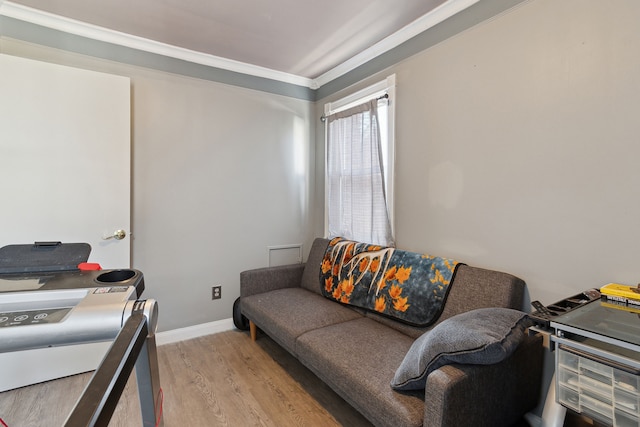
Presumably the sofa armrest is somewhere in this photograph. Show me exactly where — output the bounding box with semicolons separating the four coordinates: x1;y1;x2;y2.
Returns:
423;334;543;427
240;263;306;297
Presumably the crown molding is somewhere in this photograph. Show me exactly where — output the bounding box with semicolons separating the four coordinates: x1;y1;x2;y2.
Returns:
0;1;317;89
314;0;480;88
0;0;477;91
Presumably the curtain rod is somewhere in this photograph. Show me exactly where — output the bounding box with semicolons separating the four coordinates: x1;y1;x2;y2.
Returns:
320;93;388;122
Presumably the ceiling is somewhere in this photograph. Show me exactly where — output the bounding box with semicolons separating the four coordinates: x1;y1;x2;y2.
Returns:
2;0;475;87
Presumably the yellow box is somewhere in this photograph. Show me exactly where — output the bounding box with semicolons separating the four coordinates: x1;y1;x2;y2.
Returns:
600;283;640;302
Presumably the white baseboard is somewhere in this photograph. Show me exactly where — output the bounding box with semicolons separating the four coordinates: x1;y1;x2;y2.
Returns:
156;318;236;346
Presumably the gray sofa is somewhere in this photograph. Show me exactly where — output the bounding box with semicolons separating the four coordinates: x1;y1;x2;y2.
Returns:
240;238;542;427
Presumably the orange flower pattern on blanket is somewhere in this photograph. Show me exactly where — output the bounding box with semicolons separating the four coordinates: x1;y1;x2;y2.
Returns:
389;284;402;300
321;258;332;275
369;258;380;273
396;266;412;284
319;237;462;326
393;296;410;312
330;276;355;303
324;276;334;293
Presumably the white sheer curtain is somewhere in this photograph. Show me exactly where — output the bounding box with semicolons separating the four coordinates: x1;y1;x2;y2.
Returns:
326;99;394;246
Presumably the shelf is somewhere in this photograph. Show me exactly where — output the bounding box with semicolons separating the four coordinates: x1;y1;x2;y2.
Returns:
557;346;640;426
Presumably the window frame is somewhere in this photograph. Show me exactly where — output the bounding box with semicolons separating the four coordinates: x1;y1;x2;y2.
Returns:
323;74;396;241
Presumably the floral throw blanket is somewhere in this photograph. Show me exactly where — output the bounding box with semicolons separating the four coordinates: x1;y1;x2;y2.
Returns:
319;237;462;327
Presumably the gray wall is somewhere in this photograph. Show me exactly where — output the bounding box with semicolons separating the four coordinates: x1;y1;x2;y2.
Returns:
316;2;640;412
130;68;317;330
318;0;640;308
0;39;317;332
2;0;639;333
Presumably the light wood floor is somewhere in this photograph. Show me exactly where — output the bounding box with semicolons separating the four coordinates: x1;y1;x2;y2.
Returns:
0;330;373;426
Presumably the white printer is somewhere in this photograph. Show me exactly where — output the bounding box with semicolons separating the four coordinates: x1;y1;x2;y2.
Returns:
0;242;150;392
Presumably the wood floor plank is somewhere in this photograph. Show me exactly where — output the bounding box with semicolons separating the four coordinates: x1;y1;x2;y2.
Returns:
197;335;276;426
0;330;372;427
159;337;263;427
0;371;89;426
222;333;338;427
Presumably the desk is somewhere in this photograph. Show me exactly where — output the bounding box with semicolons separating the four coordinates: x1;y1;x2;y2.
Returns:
0;309;163;426
549;300;640;427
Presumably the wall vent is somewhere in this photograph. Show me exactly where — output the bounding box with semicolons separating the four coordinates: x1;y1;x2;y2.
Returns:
267;244;303;267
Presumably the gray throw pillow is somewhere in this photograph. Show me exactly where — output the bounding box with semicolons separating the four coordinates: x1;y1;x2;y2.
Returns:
391;307;532;391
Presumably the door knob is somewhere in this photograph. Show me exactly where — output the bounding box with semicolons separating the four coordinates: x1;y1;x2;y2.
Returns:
104;229;126;240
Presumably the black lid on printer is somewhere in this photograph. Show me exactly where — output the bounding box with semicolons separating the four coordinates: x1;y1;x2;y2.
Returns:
0;242;91;274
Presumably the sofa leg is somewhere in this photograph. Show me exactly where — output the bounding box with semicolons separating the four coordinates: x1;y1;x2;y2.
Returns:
249;320;257;342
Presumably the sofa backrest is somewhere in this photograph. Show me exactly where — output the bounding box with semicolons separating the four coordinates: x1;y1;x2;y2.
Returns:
365;264;526;339
303;237;526;339
300;237;331;295
441;264;525;317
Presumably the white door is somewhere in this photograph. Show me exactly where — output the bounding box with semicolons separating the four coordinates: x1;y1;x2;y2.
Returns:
0;54;131;269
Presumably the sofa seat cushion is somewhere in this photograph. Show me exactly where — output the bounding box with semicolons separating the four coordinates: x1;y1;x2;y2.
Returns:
296;317;423;427
242;287;363;356
391;308;533;391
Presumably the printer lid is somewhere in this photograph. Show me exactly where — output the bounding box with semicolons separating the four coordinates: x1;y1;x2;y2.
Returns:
0;242;91;275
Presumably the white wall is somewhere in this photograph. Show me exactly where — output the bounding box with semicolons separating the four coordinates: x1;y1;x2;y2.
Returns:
0;54;131;268
0;39;317;331
319;0;640;308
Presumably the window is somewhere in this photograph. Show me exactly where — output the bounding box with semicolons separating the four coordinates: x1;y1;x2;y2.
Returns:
324;75;395;246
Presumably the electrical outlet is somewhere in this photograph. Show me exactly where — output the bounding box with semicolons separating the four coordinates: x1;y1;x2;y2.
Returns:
212;285;222;300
